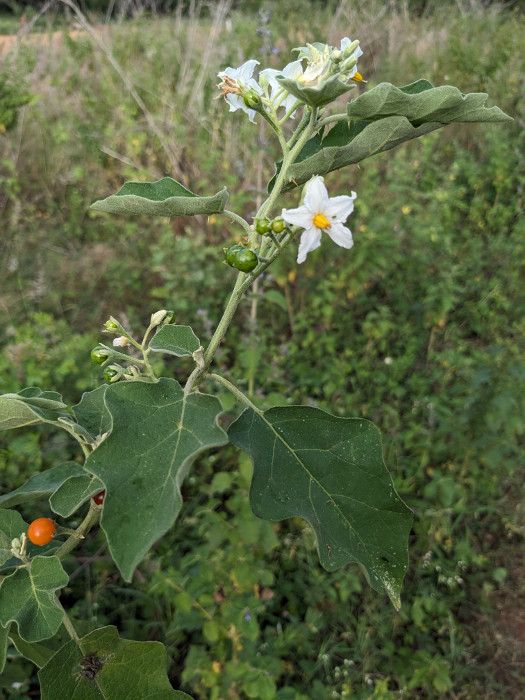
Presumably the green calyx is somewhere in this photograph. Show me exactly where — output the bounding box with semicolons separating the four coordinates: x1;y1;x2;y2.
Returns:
91;346;110;365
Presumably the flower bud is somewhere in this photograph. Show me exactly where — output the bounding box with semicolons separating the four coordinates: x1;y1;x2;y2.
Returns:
150;309;167;326
104;318;120;332
243;89;261;109
342;39;360;60
112;336;128;348
91;346;110;365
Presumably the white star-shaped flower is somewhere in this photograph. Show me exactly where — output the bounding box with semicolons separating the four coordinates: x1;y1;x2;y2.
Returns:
281;176;356;264
217;59;262;123
260;60;303;116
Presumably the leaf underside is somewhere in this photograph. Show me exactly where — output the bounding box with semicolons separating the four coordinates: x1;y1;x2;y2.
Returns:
90;177;229;217
270;80;512;192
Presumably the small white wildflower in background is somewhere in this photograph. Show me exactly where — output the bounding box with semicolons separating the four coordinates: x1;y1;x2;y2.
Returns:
216;60;262;123
384;356;393;365
281;176;356;264
113;336;128;347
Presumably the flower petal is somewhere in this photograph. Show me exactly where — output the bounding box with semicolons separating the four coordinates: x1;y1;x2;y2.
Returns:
297;227;322;264
323;191;357;222
325;222;354;249
303;176;330;214
281;204;313;229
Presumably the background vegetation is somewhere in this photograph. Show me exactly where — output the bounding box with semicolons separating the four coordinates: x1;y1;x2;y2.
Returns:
0;0;524;697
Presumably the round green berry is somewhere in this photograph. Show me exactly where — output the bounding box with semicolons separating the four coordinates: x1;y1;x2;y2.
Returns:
225;244;244;267
271;218;286;234
234;249;258;273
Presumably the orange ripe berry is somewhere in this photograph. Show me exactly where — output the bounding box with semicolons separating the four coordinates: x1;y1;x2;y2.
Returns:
27;518;56;545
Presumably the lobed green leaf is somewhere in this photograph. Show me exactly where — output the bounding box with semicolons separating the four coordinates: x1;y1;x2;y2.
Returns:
270;81;512;192
50;474;105;517
229;405;413;609
0;556;69;642
38;625;193;699
0;462;86;509
84;378;228;581
91;177;229;217
149;325;201;357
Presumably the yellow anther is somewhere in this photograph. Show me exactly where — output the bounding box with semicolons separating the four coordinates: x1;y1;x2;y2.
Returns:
352;71;364;82
313;213;331;230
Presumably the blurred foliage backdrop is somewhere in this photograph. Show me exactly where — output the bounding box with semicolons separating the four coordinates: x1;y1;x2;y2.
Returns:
0;0;524;697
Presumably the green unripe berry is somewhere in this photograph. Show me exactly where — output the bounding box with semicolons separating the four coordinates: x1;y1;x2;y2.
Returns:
234;249;258;273
91;346;109;365
103;367;120;383
225;244;244;267
255;217;271;235
271;218;286;233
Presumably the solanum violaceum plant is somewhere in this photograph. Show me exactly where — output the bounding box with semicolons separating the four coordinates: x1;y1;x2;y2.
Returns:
0;36;511;697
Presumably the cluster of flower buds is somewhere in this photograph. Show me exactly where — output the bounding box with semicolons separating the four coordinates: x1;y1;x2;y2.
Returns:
90;311;176;382
216;37;363;123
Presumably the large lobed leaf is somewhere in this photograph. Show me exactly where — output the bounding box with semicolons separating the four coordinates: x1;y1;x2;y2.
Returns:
271;80;511;191
84;378;228;581
0;556;69;642
229;406;413;609
91;177;228;217
38;625;192;699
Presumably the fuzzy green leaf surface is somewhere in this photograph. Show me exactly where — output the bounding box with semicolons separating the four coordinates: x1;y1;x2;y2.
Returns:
38;626;192;699
149;325;201;357
0;387;67;412
345;80;513;124
0;624;8;674
91;177;228;217
50;474;105;517
0;509;28;566
277;74;355;108
0;556;69;642
229;406;413;609
84;378;228;581
8;631;56;668
0;394;58;430
0;463;86;509
272;81;511;191
72;385;112;443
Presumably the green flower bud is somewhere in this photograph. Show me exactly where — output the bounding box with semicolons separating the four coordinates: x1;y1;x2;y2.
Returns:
271;218;286;234
255;217;271;235
163;310;176;324
342;39;360;60
91;346;110;365
243;89;261;109
103;366;122;383
104;318;120;332
234;249;258;273
225;244;244;267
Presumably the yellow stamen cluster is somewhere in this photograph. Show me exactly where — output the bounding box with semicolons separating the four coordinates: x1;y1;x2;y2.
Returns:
313;213;331;230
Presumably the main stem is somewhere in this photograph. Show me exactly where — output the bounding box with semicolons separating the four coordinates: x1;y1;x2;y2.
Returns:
199;108;318;379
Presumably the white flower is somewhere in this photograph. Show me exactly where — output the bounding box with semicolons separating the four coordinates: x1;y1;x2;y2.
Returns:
339;37;364;82
113;336;128;347
260;60;303;116
281;176;356;264
217;59;262;123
